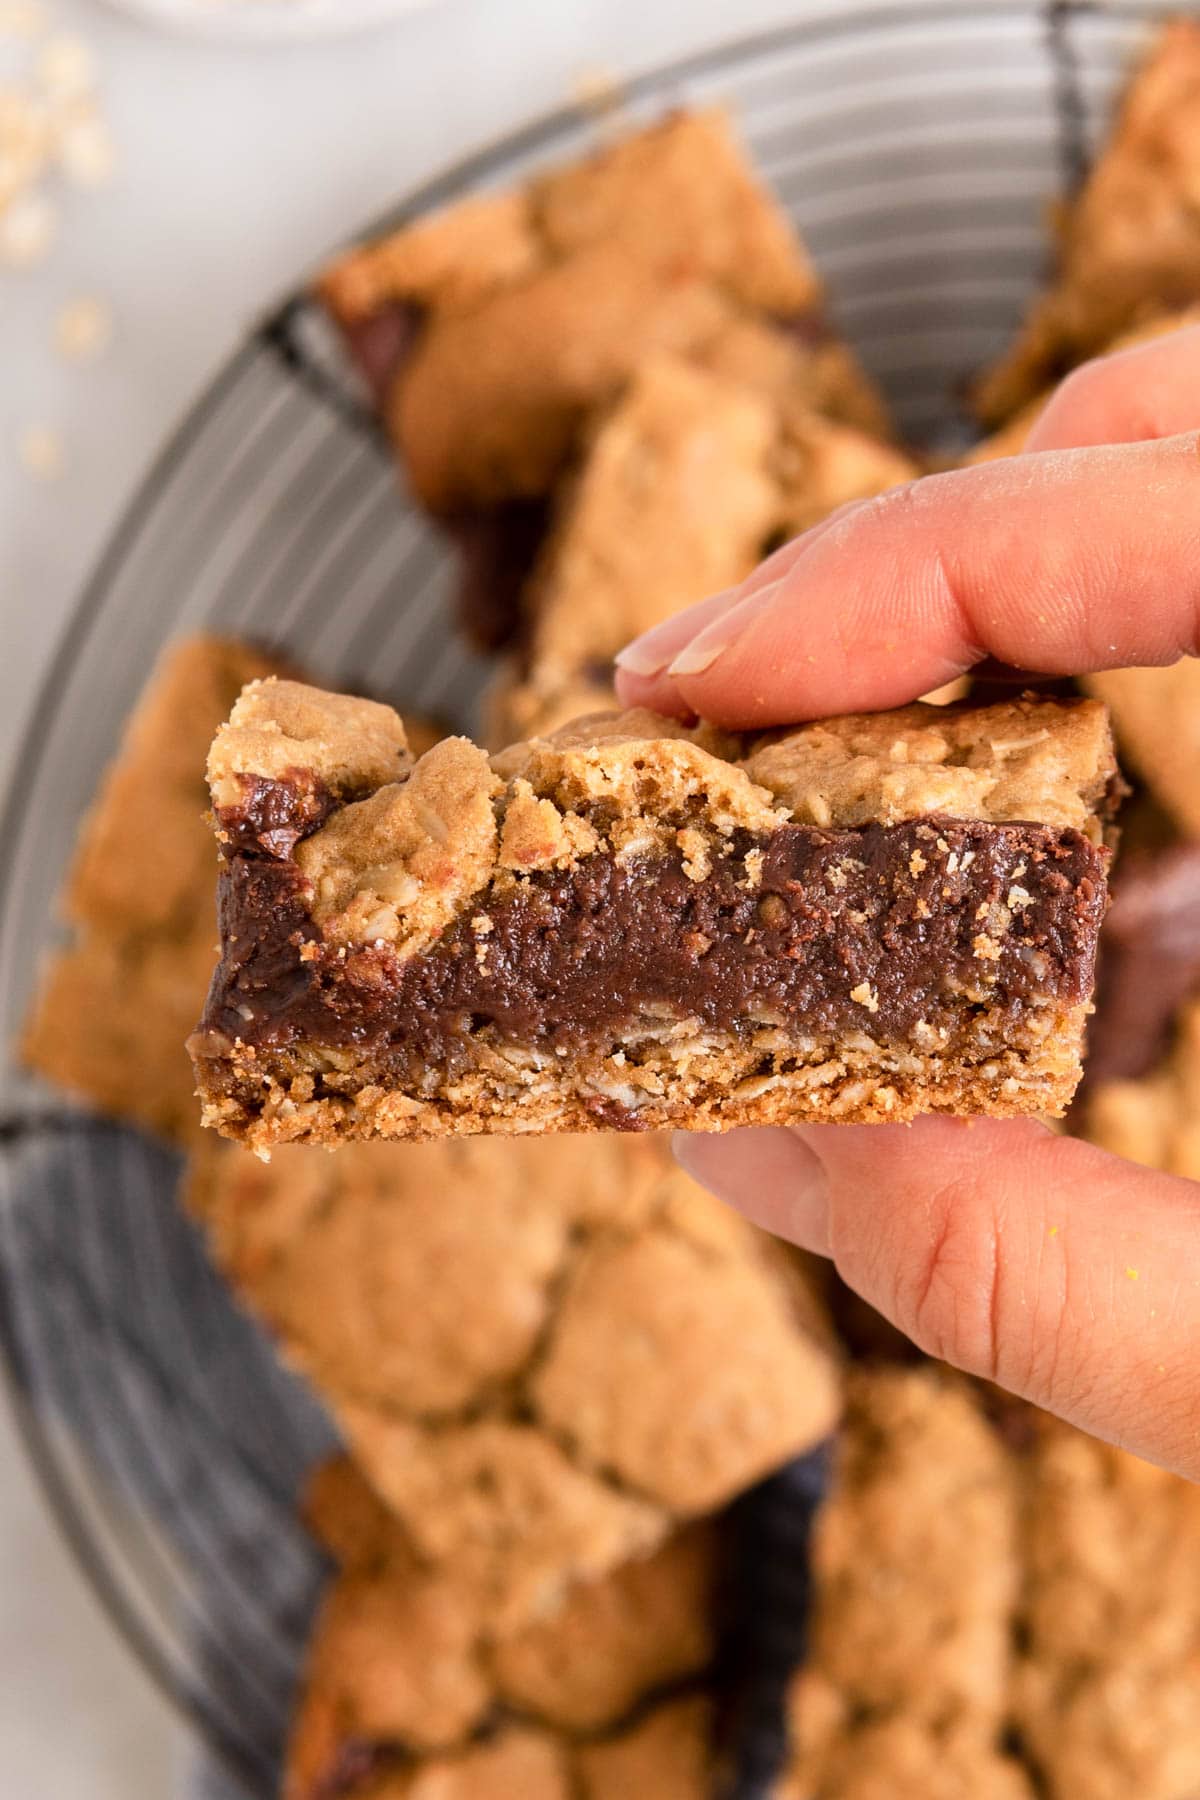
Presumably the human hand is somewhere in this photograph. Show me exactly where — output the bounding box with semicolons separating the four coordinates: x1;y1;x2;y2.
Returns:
614;323;1200;1476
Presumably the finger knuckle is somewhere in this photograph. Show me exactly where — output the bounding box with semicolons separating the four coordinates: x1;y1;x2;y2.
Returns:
890;1174;1004;1381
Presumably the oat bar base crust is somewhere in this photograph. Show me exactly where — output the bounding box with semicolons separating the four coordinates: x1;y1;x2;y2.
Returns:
200;1009;1090;1150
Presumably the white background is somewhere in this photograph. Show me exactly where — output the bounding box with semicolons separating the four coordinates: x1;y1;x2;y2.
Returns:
0;0;813;1790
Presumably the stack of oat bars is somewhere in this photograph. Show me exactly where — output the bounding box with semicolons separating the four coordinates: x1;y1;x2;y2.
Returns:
20;19;1200;1797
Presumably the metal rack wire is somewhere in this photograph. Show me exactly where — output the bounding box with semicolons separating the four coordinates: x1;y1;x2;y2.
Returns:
0;4;1179;1792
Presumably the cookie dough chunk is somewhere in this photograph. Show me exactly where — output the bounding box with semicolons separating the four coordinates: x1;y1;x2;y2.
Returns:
576;1696;714;1800
186;1133;837;1629
1083;660;1200;840
318;109;888;512
190;683;1115;1146
20;636;285;1143
974;22;1200;422
776;1715;1035;1800
285;1456;718;1799
490;357;915;736
780;1369;1026;1799
1016;1423;1200;1800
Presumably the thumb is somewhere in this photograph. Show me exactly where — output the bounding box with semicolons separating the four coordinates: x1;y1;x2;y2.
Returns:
674;1118;1200;1476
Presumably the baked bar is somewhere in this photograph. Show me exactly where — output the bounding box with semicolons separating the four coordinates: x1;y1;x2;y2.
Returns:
1016;1421;1200;1800
20;639;442;1145
974;22;1200;423
778;1367;1028;1799
185;1132;838;1629
487;356;915;742
318;109;890;515
20;636;285;1143
189;683;1116;1147
285;1455;718;1799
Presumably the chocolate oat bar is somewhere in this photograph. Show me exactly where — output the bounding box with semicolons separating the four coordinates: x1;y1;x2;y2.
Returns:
974;21;1200;424
778;1368;1030;1800
284;1453;719;1800
21;637;442;1144
1016;1422;1200;1800
186;1132;838;1629
318;109;890;519
190;682;1115;1148
20;635;286;1143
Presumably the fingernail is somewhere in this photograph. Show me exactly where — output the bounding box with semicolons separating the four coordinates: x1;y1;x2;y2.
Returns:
672;1125;832;1256
614;588;740;678
665;579;783;679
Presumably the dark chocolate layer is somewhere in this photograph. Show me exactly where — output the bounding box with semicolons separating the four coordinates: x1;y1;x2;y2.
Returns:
195;786;1106;1086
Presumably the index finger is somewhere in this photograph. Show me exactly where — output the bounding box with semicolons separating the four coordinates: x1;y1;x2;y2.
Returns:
615;431;1200;729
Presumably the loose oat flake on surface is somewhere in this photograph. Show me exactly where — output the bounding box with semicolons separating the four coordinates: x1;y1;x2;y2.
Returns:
0;12;116;270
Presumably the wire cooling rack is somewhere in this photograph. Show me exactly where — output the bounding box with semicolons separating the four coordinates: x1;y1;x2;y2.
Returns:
0;4;1179;1792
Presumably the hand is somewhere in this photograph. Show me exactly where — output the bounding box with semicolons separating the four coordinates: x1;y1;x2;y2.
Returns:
614;324;1200;1477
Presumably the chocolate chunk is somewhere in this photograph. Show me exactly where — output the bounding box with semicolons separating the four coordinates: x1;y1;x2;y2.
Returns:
336;301;424;407
447;497;552;651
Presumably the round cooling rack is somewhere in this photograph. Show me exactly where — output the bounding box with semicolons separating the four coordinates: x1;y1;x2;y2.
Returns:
0;3;1177;1792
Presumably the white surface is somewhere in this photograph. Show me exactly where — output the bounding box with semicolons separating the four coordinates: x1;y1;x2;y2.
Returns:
0;0;808;1790
101;0;443;49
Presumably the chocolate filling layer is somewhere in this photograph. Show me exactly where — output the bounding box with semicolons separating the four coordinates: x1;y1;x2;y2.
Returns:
196;786;1106;1085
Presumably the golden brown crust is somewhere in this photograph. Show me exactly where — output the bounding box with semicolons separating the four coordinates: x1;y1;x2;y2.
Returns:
318;109;890;511
207;676;413;811
527;110;819;316
319;190;540;322
781;1369;1025;1798
186;1134;837;1629
20;636;285;1143
490;1522;717;1731
213;684;1117;893
1016;1423;1200;1800
974;23;1200;422
509;357;914;715
522;357;779;684
575;1696;714;1800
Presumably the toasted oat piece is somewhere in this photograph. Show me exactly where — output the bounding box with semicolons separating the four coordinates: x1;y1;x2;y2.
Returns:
20;636;285;1143
1082;660;1200;841
317;109;889;512
285;1453;718;1799
486;356;915;735
1015;1421;1200;1800
778;1368;1030;1800
186;1132;837;1630
973;22;1200;423
189;683;1115;1147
